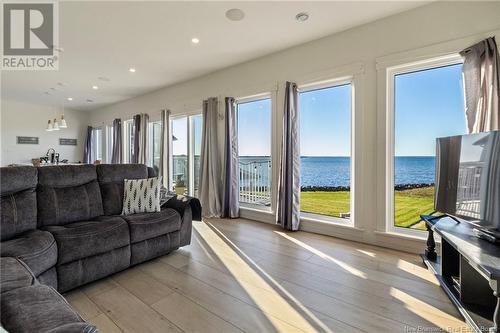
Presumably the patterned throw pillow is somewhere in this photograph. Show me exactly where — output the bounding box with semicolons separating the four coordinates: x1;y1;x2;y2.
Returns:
122;177;162;215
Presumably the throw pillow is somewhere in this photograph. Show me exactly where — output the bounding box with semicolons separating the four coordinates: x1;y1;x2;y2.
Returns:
122;177;162;215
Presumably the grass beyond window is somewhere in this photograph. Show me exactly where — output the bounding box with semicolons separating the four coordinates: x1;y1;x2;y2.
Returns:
300;186;434;230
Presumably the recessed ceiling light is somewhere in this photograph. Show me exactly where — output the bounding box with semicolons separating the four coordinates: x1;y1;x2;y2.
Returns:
92;85;99;90
191;38;200;44
225;8;245;21
129;67;136;73
295;12;309;22
67;97;73;101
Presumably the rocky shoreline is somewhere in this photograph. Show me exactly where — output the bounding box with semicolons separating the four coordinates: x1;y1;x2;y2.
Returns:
300;183;434;192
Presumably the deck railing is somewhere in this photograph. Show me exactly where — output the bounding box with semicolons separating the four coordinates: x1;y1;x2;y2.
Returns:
456;162;483;219
239;158;271;206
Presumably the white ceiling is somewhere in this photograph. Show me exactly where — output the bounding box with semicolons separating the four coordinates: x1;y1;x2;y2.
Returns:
2;1;429;111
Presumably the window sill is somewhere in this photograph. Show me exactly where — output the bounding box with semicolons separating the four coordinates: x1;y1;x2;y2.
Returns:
373;229;428;242
300;213;363;232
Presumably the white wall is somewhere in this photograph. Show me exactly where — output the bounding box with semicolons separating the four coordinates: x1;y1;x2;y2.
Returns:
89;1;500;253
1;100;90;166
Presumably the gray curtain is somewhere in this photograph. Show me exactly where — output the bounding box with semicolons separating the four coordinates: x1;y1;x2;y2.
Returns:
460;37;500;133
199;97;223;217
83;126;93;164
132;113;149;164
276;82;301;231
111;118;122;164
222;97;240;218
160;109;171;186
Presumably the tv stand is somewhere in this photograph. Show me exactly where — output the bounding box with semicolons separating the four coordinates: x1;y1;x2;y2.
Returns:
421;215;500;333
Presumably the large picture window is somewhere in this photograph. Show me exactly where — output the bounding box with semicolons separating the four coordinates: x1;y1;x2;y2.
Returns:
168;114;203;197
237;96;272;207
389;59;466;232
299;82;352;221
149;121;162;175
171;117;188;195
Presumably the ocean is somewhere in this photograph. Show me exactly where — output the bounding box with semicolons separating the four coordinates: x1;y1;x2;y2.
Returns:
239;156;436;187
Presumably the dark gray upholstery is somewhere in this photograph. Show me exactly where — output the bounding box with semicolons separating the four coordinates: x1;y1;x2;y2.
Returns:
123;208;181;243
37;165;103;227
0;166;38;241
57;246;130;292
1;285;96;333
0;164;196;332
131;232;180;265
0;257;35;293
1;230;57;276
38;266;58;290
96;164;148;215
43;216;129;265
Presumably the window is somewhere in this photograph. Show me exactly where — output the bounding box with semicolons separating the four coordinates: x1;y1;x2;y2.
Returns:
388;59;466;233
90;127;103;163
168;114;203;197
172;117;188;195
149;121;162;175
190;115;203;197
299;82;353;221
106;125;113;163
237;96;272;207
124;120;135;163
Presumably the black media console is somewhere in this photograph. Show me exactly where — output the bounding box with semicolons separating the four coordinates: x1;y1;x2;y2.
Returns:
421;215;500;333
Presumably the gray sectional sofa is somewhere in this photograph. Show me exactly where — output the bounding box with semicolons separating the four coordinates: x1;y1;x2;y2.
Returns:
0;164;195;333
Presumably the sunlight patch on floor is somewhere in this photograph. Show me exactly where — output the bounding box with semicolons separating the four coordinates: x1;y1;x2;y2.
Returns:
390;287;469;330
195;221;332;333
274;231;367;279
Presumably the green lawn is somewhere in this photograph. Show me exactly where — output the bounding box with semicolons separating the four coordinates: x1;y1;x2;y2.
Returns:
300;186;434;230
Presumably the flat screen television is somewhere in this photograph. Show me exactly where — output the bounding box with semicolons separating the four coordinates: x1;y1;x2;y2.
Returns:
435;130;500;238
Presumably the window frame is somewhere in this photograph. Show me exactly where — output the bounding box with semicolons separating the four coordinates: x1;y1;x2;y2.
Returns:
148;120;162;173
297;76;356;226
385;54;464;237
235;92;274;212
168;113;202;197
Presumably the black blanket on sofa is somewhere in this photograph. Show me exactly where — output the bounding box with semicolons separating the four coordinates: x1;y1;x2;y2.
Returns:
164;195;202;221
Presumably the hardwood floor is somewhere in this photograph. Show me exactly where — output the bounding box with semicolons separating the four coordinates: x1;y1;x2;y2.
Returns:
65;218;468;333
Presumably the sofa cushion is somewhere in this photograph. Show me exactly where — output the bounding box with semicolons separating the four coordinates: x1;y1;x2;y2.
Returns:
37;165;104;226
43;216;130;265
1;285;95;333
96;164;148;215
0;257;35;293
123;208;181;243
0;166;38;241
1;230;57;276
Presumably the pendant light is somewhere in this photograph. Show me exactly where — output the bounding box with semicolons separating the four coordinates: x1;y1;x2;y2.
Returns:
53;118;60;131
60;114;67;128
46;120;53;131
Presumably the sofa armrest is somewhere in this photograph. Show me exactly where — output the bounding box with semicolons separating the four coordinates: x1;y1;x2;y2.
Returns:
163;195;201;221
162;195;201;247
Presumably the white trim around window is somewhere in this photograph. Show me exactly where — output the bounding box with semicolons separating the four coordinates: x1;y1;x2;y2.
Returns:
384;54;464;238
235;92;275;213
297;76;357;228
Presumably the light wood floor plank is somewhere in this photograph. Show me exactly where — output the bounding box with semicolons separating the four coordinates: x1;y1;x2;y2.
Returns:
88;284;184;333
88;313;124;333
152;292;245;333
112;266;175;305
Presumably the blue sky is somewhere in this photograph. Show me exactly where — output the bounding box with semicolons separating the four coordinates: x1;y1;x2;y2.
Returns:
395;63;466;156
238;98;272;156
